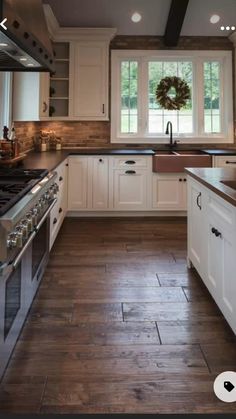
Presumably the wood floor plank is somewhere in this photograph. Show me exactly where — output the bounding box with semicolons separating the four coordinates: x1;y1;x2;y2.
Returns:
200;343;236;373
157;320;236;345
71;303;123;323
123;301;223;322
158;271;202;287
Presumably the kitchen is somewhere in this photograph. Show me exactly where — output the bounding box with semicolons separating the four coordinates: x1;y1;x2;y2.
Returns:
0;0;236;414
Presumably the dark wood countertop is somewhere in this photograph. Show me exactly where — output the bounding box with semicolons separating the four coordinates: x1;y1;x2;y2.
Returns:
185;167;236;207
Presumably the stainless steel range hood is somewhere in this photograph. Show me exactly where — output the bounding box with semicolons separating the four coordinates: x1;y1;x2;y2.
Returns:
0;0;55;72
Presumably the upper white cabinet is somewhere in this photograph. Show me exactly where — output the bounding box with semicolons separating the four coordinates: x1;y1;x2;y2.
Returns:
13;25;116;122
13;72;50;121
72;42;109;120
152;173;187;210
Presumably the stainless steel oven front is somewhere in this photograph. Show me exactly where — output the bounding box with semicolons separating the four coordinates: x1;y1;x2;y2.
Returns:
0;197;57;380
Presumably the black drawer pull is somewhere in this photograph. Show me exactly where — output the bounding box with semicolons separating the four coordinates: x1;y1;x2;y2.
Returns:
99;158;103;163
211;227;216;234
183;179;187;182
59;176;63;182
226;161;236;164
125;170;136;175
211;227;221;238
196;192;202;210
179;178;183;182
59;208;63;214
125;160;136;165
53;218;58;225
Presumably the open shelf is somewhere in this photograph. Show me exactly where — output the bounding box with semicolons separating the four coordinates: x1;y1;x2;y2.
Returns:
49;42;70;118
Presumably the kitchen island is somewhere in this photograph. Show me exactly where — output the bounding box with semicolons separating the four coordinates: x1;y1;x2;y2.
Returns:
186;167;236;335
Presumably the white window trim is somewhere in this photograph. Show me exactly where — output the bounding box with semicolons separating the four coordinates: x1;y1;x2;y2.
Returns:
111;50;234;144
0;72;12;130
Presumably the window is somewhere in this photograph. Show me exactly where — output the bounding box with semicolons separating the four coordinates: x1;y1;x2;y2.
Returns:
111;50;233;144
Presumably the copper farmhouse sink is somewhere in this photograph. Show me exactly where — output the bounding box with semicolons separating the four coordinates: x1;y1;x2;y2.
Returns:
152;150;212;173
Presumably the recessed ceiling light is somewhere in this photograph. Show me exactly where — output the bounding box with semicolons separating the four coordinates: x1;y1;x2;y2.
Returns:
0;42;8;47
226;26;230;30
131;12;142;23
220;26;225;30
231;26;236;31
27;63;34;67
210;14;220;24
20;57;27;61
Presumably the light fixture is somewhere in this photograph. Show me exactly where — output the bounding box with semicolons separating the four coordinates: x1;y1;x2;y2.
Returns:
0;42;8;47
210;14;220;24
27;63;34;67
220;26;225;30
131;12;142;23
231;26;236;31
20;57;27;61
226;26;230;30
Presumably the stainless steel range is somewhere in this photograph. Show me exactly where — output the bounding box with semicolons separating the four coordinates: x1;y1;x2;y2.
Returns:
0;167;59;380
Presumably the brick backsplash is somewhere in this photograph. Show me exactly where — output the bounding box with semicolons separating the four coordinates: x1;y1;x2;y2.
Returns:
14;35;236;152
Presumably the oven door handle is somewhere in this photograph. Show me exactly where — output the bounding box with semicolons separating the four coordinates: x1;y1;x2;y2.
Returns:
35;198;57;232
12;230;37;270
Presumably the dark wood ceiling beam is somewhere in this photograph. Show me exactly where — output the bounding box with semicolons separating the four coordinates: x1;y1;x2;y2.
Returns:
164;0;189;47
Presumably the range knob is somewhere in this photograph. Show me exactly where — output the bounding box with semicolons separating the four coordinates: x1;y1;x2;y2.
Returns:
31;208;38;226
7;233;18;249
26;213;34;232
17;222;28;240
44;191;51;201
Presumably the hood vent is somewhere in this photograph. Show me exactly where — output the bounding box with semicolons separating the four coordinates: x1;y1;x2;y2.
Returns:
0;0;55;72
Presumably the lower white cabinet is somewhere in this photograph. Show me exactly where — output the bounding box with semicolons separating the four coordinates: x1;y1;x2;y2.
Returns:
112;169;148;210
213;155;236;168
50;158;68;250
68;156;109;210
153;174;187;210
187;176;236;334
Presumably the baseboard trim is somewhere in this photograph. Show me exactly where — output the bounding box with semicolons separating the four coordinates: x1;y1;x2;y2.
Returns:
66;211;187;218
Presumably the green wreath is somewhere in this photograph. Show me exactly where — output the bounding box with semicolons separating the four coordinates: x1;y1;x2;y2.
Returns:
156;76;191;110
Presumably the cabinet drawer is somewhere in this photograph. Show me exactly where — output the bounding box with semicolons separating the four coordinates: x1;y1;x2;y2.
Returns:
207;193;235;230
214;156;236;168
112;156;149;169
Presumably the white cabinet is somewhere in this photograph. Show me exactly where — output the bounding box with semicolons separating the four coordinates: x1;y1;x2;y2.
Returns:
72;42;109;120
152;174;187;210
91;157;109;209
68;156;109;210
68;157;89;210
213;155;236;168
13;72;50;121
112;169;148;210
187;176;236;334
50;158;68;250
187;178;207;278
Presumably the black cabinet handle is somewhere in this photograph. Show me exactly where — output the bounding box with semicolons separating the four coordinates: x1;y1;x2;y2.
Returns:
125;170;136;175
183;179;187;182
125;160;136;165
211;227;222;238
59;208;62;214
59;176;63;182
102;104;105;114
99;158;103;163
179;178;183;182
226;161;236;164
53;218;58;225
196;192;202;210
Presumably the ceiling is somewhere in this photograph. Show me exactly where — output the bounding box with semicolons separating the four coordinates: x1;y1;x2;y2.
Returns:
43;0;236;36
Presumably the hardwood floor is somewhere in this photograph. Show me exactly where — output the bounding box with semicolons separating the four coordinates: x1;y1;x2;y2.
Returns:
0;217;236;413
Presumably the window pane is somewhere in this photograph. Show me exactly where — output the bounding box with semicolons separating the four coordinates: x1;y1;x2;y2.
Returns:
148;61;193;135
204;61;221;133
121;61;138;134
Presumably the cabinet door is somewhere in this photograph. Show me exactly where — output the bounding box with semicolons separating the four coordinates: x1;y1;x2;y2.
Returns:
13;73;49;121
68;157;88;210
113;169;147;210
152;174;185;210
91;157;109;209
73;43;108;120
187;179;206;276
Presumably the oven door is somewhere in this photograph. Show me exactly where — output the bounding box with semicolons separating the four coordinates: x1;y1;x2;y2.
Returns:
0;253;29;379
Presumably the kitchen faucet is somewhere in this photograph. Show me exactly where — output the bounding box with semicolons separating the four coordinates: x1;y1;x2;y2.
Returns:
165;121;178;149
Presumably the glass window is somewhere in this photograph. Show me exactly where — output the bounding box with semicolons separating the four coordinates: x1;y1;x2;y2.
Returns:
204;61;221;133
148;61;193;134
121;61;138;134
